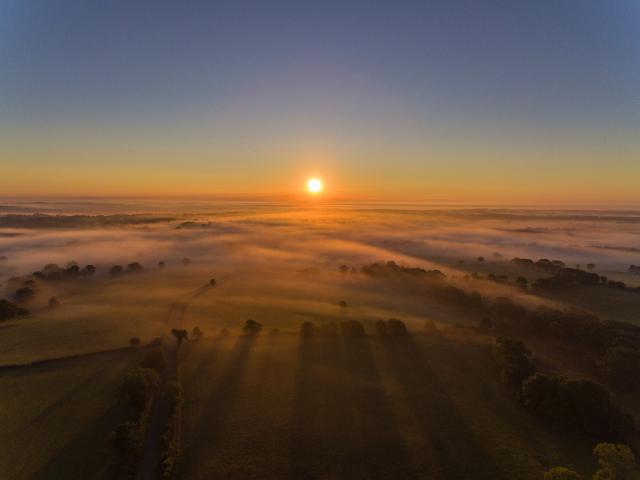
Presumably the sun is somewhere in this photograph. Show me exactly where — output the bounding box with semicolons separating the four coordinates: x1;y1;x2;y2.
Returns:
306;177;323;194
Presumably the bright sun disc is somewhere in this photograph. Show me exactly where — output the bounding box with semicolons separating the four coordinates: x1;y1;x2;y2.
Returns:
307;177;323;194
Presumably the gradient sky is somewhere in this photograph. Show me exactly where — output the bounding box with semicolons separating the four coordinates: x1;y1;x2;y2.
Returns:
1;0;639;203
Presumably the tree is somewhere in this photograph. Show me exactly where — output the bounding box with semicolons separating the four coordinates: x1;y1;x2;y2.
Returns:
129;336;141;346
127;262;143;273
340;320;365;338
339;264;349;273
110;265;124;277
587;263;596;270
387;318;408;336
516;276;529;289
477;256;485;262
121;367;160;413
157;261;166;269
0;299;29;320
14;286;36;303
219;328;230;337
48;296;60;308
593;443;639;480
209;278;217;286
338;300;348;308
165;381;183;411
81;264;96;276
494;337;536;391
192;326;203;340
171;328;188;346
181;257;192;266
543;467;582;480
376;320;389;337
243;319;262;335
112;421;141;459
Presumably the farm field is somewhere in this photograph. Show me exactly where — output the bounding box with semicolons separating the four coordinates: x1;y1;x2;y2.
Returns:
0;349;142;480
178;330;596;480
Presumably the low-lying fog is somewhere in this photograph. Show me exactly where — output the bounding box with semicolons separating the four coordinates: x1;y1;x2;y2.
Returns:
1;201;639;363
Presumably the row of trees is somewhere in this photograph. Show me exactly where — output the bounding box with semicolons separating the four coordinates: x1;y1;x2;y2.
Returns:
494;337;635;442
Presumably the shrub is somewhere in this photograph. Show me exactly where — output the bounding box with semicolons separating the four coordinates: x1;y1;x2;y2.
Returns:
593;443;639;480
543;467;582;480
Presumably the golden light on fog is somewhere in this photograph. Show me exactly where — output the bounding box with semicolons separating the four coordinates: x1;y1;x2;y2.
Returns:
307;177;323;194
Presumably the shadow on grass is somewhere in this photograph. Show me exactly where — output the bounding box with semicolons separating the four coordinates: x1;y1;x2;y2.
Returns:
290;334;416;479
29;403;123;480
181;334;257;477
382;334;504;480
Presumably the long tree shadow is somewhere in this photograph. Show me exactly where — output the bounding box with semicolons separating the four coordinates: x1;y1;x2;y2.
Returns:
29;403;123;480
290;333;352;479
382;334;504;480
181;334;257;477
342;335;418;480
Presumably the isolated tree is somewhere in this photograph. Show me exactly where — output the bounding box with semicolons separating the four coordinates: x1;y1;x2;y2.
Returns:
477;256;485;262
339;264;349;273
593;443;639;480
127;262;143;273
110;265;124;277
48;296;60;308
192;326;203;340
129;336;141;346
543;467;582;480
171;328;188;346
209;278;217;286
219;328;230;337
338;300;348;308
81;264;96;276
181;257;192;266
243;319;262;335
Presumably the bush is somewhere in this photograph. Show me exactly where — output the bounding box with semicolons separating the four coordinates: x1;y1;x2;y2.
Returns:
593;443;639;480
543;467;582;480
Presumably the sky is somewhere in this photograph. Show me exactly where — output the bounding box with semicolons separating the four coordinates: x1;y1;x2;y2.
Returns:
1;0;639;204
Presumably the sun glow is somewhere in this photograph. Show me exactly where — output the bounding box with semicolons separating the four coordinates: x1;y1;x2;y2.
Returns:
307;177;323;194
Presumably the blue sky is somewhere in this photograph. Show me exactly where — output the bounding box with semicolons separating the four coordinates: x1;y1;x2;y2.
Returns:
1;0;639;201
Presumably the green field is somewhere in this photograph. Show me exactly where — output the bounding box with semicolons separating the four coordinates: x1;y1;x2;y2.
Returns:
0;349;141;480
178;331;596;480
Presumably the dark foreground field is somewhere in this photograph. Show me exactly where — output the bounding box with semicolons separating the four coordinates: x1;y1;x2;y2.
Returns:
0;349;141;480
178;331;595;480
